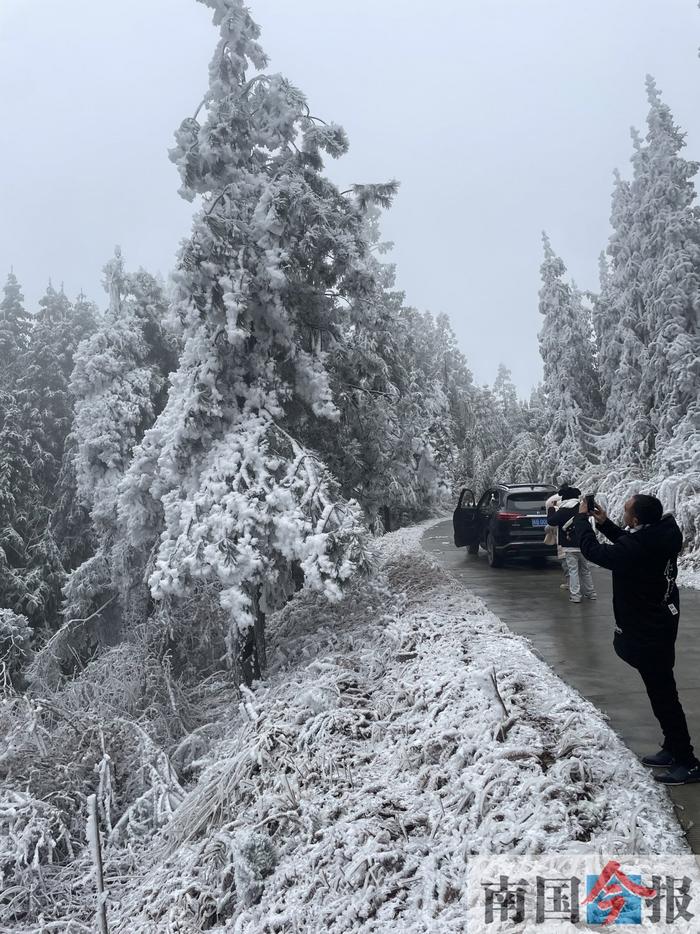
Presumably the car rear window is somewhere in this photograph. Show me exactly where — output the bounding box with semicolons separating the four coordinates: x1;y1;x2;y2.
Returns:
505;493;550;514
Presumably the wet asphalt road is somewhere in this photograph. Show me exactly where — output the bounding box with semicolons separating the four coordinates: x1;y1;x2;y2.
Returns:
422;518;700;853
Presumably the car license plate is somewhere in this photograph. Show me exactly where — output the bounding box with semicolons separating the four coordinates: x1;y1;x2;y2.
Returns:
532;518;547;527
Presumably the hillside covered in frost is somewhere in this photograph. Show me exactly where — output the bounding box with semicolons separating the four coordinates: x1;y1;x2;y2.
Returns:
2;525;694;932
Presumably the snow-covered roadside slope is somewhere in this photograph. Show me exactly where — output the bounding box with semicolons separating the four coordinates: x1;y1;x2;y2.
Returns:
107;522;689;933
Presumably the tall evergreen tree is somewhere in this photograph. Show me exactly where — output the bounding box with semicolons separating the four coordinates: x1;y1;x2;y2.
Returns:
312;293;447;532
71;251;171;541
526;383;548;438
0;275;77;627
599;80;700;462
0;393;43;621
0;271;31;391
637;77;700;447
430;311;477;489
118;0;386;684
65;251;175;630
493;363;525;434
21;284;78;492
49;292;101;573
537;233;602;481
593;174;632;415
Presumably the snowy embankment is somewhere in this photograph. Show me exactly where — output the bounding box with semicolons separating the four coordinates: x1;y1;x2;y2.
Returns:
86;521;688;933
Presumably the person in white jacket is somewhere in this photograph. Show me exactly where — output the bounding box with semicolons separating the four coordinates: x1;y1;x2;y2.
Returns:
545;493;569;590
546;484;597;603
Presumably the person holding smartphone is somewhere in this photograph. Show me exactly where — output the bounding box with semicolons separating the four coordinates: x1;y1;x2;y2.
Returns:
573;494;699;786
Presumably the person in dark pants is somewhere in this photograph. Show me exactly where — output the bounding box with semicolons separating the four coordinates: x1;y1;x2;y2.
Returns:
574;493;700;786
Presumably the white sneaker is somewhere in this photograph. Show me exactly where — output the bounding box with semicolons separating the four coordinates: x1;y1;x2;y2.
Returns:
569;595;582;603
559;583;569;590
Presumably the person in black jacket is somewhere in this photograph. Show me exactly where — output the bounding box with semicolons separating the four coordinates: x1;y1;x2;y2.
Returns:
574;493;699;785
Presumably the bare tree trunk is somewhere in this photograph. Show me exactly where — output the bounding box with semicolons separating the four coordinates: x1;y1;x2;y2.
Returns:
236;590;266;688
237;625;259;688
381;506;392;533
254;601;266;673
86;794;109;934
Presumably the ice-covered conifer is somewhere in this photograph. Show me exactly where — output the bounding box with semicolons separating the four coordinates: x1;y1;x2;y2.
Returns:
71;251;172;543
20;284;95;492
635;78;700;447
537;233;602;480
313;237;455;530
118;0;381;682
493;364;525;434
65;252;174;631
600;81;700;462
0;277;85;628
593;171;635;422
0;271;31;391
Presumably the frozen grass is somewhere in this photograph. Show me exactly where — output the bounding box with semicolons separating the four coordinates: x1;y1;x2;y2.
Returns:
1;522;691;932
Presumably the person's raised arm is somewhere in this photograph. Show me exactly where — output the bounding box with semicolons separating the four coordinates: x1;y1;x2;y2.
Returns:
591;505;625;542
573;506;633;571
547;506;567;527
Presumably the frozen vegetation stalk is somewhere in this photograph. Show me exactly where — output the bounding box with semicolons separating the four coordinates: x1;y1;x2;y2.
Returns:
86;793;109;934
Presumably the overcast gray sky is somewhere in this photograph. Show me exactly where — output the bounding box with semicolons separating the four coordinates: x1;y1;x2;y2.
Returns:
1;1;698;395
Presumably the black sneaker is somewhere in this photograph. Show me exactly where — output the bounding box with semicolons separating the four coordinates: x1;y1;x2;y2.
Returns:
654;763;700;786
641;749;675;768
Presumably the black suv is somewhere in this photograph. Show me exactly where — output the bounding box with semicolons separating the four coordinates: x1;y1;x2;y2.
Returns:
454;483;558;567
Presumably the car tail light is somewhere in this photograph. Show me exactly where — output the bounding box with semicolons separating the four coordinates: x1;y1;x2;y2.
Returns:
496;511;522;521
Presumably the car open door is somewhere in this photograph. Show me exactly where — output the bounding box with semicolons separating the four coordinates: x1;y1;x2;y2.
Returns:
453;488;479;548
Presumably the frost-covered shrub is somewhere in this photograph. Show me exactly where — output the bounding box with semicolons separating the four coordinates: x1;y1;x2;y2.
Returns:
0;790;74;870
233;830;278;907
61;552;112;623
0;609;32;689
0;789;75;922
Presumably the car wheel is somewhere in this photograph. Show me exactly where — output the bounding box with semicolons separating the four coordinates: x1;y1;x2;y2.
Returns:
487;535;503;568
467;543;479;556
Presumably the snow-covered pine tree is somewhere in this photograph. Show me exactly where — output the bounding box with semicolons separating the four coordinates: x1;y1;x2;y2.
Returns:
635;77;700;448
0;391;43;621
493;364;526;435
485;365;546;485
466;384;509;492
429;311;477;492
318;288;461;532
118;0;381;686
598;166;652;464
304;205;457;532
52;293;102;572
71;251;172;546
0;401;63;631
537;233;602;482
600;80;700;464
308;289;433;534
20;284;84;493
374;306;448;525
64;251;175;645
525;383;548;438
0;275;74;628
298;207;429;532
0;270;31;392
593;177;628;414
